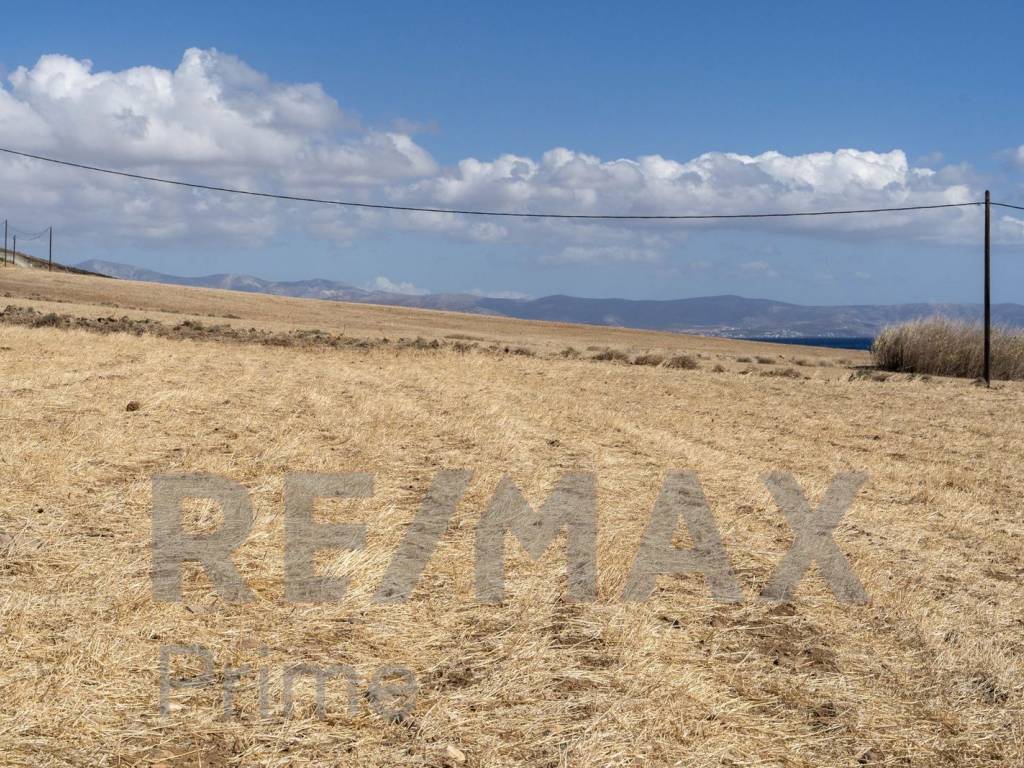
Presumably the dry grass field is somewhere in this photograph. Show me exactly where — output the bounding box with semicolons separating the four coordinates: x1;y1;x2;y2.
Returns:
1;267;1022;766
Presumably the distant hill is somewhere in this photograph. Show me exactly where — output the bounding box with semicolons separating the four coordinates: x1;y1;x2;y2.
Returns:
76;259;1024;338
77;259;375;300
6;251;107;276
477;294;1024;337
76;259;485;312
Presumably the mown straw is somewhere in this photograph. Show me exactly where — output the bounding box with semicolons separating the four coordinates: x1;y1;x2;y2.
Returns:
1;269;1022;766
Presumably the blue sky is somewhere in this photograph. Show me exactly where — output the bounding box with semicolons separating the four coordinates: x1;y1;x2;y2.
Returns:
1;1;1022;304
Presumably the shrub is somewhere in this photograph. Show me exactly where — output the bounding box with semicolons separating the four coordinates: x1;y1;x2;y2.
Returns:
712;363;726;373
559;346;581;359
663;354;699;370
735;356;752;363
760;367;802;379
591;348;629;363
404;336;440;350
872;318;1024;380
755;355;775;364
632;353;664;366
32;312;64;328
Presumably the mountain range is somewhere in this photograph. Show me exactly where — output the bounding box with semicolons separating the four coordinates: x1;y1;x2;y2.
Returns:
75;259;1024;339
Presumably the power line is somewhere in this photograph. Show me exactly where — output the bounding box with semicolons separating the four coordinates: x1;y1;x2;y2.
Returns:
992;201;1024;212
0;145;983;221
8;226;49;240
9;230;47;241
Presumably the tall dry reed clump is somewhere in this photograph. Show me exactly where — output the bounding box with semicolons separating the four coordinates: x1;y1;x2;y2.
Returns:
872;317;1024;379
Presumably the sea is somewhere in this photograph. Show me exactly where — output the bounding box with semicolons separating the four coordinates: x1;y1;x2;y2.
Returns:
741;337;874;351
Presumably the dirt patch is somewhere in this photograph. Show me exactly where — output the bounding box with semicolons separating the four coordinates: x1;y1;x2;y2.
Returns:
0;305;432;353
706;604;840;674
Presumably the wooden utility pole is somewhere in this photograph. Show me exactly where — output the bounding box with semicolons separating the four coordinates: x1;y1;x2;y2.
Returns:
48;227;53;271
11;234;15;268
984;191;991;387
2;220;6;267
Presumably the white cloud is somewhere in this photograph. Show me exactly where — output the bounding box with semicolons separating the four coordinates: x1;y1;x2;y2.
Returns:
0;47;1008;266
400;146;974;224
0;48;437;247
1008;146;1024;168
370;275;427;295
998;215;1024;238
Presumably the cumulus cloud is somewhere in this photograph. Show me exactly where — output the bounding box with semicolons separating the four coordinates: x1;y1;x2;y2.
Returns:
399;146;976;226
0;48;436;247
0;47;1008;266
370;276;427;295
4;48;433;177
998;215;1024;238
1006;146;1024;168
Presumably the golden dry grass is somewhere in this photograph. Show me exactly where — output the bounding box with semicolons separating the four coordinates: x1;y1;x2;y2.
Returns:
873;317;1024;380
1;268;1023;766
0;267;854;365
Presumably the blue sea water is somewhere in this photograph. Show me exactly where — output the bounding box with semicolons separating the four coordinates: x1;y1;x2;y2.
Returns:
742;337;874;351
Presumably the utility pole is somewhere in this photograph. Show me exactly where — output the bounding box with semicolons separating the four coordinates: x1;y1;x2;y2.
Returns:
48;227;53;271
984;190;991;387
11;234;15;268
2;220;6;267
